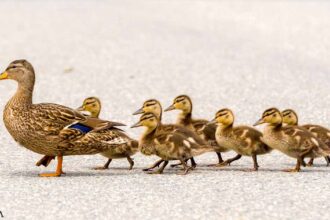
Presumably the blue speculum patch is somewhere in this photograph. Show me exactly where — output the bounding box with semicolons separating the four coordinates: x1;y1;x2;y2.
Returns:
69;123;93;133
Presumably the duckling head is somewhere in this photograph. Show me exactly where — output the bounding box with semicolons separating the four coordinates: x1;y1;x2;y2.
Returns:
133;99;163;120
131;112;159;130
164;95;192;114
254;108;282;126
210;108;235;127
77;97;101;118
282;109;298;126
0;60;35;88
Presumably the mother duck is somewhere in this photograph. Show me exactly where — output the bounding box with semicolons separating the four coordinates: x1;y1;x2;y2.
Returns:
0;60;133;177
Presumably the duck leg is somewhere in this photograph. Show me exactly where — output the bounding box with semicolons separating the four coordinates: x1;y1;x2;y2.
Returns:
216;154;242;167
244;153;259;172
126;156;134;170
177;159;193;175
93;159;112;170
207;152;224;167
147;160;169;174
39;155;65;177
36;155;55;167
143;159;164;171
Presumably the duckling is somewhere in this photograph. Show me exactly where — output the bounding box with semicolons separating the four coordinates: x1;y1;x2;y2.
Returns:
78;97;138;170
133;99;211;169
282;109;330;166
131;113;214;175
254;108;330;172
210;108;272;171
0;60;134;177
164;95;240;166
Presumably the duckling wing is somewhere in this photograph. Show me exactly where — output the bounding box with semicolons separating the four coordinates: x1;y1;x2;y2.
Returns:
303;124;330;147
161;124;208;146
233;126;272;154
193;120;217;145
282;126;329;155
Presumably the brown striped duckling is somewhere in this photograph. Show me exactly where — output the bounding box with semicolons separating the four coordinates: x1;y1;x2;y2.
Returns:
254;108;330;172
133;99;211;169
210;108;272;171
282;109;330;166
0;60;133;177
78;97;138;170
131;112;214;175
164;95;239;166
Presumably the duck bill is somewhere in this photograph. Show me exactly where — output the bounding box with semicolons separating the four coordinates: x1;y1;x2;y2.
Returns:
132;108;144;115
131;121;142;128
253;118;265;126
164;104;175;112
0;71;8;80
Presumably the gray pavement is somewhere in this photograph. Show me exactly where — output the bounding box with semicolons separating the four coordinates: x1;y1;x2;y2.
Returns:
0;0;330;219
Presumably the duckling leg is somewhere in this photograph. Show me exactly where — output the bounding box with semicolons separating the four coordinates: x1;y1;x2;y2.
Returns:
93;159;112;170
283;158;301;172
207;153;224;167
243;154;259;172
36;155;55;167
217;152;224;163
126;156;134;170
177;159;193;175
325;156;330;166
307;158;314;167
147;161;169;174
170;159;189;168
39;155;64;177
190;157;197;168
143;159;163;171
216;154;242;167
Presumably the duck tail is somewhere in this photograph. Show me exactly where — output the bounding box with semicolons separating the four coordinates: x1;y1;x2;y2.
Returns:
35;156;55;167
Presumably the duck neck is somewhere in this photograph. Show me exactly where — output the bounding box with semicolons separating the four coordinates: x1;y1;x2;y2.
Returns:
7;82;34;109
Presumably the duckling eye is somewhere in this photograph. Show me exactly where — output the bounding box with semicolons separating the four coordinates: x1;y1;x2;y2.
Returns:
182;101;186;104
92;104;96;107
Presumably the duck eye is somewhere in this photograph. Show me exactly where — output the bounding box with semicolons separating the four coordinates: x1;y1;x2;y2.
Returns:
182;101;186;104
92;104;96;107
